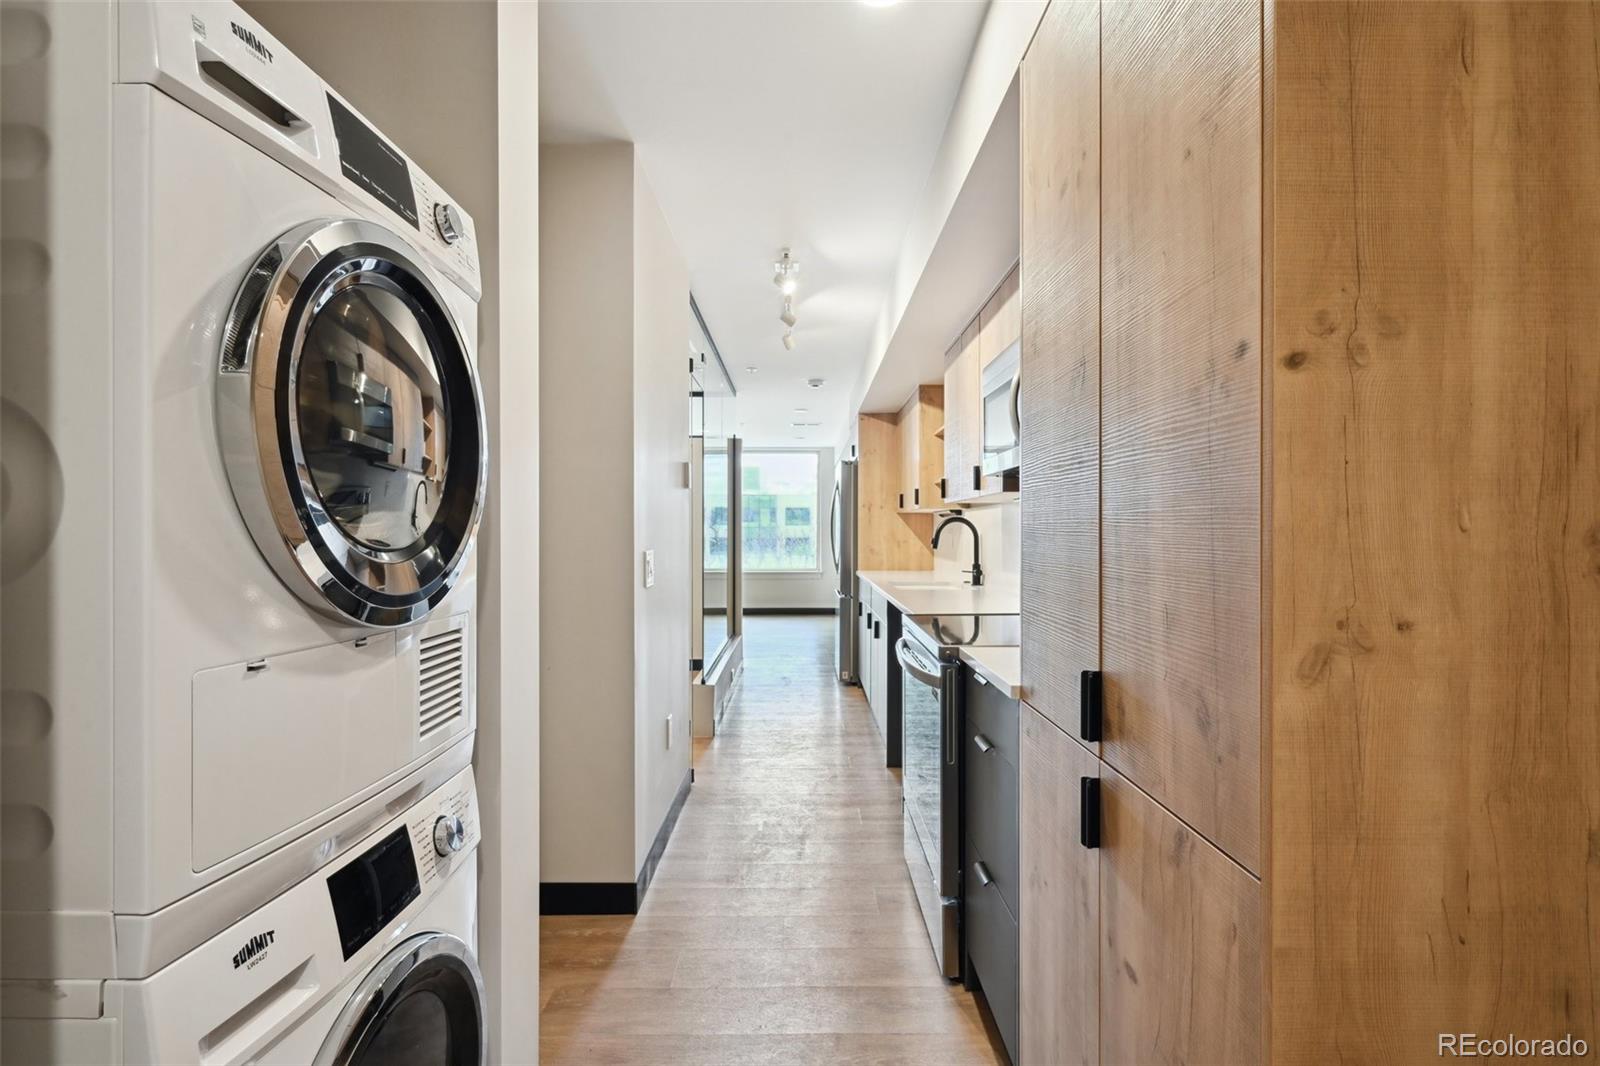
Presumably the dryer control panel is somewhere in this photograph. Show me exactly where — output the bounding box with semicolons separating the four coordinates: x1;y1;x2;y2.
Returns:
119;0;482;299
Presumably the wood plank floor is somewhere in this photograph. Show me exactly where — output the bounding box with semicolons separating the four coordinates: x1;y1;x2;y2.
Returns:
540;614;1005;1065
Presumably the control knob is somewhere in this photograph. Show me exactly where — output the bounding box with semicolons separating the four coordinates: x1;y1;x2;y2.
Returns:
434;201;465;245
433;814;466;857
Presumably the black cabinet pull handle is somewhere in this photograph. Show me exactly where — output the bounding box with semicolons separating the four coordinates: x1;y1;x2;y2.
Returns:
973;733;994;753
1080;670;1103;742
972;464;981;491
914;487;920;506
898;492;905;509
973;861;994;888
939;476;947;498
1080;777;1101;849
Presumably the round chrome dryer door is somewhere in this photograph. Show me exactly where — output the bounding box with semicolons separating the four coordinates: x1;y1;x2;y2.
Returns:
314;933;486;1066
218;218;487;628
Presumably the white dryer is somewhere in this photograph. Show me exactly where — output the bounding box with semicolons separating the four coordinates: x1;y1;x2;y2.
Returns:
0;0;487;1013
5;768;486;1065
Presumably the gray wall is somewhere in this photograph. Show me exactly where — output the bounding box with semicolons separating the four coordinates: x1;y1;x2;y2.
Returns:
539;143;691;884
242;3;543;1059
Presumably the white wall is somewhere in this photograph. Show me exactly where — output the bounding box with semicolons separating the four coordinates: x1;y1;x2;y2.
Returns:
932;499;1020;590
841;0;1045;445
539;143;691;884
540;144;638;884
630;158;692;870
243;3;543;1059
703;447;839;612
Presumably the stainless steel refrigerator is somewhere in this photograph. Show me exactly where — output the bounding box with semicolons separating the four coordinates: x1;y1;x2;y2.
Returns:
831;458;859;682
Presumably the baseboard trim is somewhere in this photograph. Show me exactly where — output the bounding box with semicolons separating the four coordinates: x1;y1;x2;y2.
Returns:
636;768;694;906
539;881;638;916
539;768;694;917
743;606;837;616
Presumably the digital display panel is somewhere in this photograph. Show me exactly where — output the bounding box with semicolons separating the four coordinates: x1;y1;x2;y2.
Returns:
327;826;421;960
327;93;419;229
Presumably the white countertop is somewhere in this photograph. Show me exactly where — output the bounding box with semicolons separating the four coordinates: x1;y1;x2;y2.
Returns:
856;570;1020;617
959;645;1023;699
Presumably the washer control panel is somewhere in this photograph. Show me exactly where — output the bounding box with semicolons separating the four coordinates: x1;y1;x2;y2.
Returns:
409;770;478;889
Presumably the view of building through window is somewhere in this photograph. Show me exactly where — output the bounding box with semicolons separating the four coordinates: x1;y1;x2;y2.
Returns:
705;450;819;572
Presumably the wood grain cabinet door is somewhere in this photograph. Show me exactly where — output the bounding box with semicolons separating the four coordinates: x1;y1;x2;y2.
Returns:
1019;706;1098;1066
1019;0;1100;748
1099;766;1263;1066
943;320;980;502
1100;0;1264;872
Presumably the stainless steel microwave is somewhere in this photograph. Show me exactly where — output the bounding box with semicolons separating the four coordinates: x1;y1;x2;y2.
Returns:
980;338;1020;476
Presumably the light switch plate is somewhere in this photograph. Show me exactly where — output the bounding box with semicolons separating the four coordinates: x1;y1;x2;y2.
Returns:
643;549;656;588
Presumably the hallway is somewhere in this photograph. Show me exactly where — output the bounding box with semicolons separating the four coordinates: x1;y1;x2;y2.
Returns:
539;615;1004;1064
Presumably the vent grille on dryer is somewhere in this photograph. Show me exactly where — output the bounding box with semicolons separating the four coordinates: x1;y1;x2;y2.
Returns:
418;627;466;740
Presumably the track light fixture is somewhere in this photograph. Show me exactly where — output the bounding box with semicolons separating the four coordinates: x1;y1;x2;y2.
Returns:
780;296;797;329
772;249;800;295
782;331;797;351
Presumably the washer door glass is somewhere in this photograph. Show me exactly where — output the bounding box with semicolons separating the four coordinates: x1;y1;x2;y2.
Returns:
319;935;484;1066
298;283;448;552
218;218;487;629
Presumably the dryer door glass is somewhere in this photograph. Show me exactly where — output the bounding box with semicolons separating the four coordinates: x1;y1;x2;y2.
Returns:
218;218;487;629
298;282;448;552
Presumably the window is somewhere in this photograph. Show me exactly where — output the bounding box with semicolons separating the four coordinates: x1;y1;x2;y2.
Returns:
704;452;729;572
705;450;820;572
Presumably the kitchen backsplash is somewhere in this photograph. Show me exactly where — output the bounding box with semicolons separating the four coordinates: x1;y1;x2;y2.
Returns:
931;500;1019;588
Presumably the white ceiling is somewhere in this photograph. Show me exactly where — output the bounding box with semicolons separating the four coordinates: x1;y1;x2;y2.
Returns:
540;0;989;448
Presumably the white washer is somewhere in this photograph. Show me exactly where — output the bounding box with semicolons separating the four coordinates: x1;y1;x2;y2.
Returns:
0;0;487;1014
5;769;486;1065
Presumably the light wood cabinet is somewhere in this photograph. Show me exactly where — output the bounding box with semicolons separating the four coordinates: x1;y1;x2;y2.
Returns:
896;384;944;513
944;272;1018;504
1019;706;1097;1066
978;265;1019;370
1099;0;1262;872
941;319;979;502
1019;0;1098;749
1099;766;1263;1065
855;412;931;571
1019;1;1600;1061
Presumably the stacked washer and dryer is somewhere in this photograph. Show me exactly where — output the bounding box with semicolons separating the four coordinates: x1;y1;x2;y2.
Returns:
3;3;490;1062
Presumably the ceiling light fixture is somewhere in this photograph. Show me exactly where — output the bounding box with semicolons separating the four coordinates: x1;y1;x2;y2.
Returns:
806;378;825;389
744;365;758;374
780;296;797;329
782;331;797;352
772;249;800;295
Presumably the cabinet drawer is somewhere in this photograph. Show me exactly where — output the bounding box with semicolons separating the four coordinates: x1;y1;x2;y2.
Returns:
966;667;1018;768
966;835;1020;1064
965;715;1019;918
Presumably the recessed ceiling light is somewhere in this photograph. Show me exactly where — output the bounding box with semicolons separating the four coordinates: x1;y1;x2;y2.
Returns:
806;378;824;389
793;407;809;413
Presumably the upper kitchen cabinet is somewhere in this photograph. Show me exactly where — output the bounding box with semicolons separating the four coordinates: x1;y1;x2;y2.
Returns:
857;412;933;570
896;384;945;513
1019;0;1098;749
1018;1;1600;1061
945;268;1020;504
978;265;1019;370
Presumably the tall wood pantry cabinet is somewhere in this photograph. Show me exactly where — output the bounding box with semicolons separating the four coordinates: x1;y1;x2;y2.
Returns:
1018;2;1600;1063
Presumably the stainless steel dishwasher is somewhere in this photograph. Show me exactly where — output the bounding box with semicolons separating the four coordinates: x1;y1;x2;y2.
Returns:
896;612;1020;978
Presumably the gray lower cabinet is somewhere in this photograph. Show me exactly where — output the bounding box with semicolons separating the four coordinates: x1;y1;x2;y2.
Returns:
964;667;1019;1063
